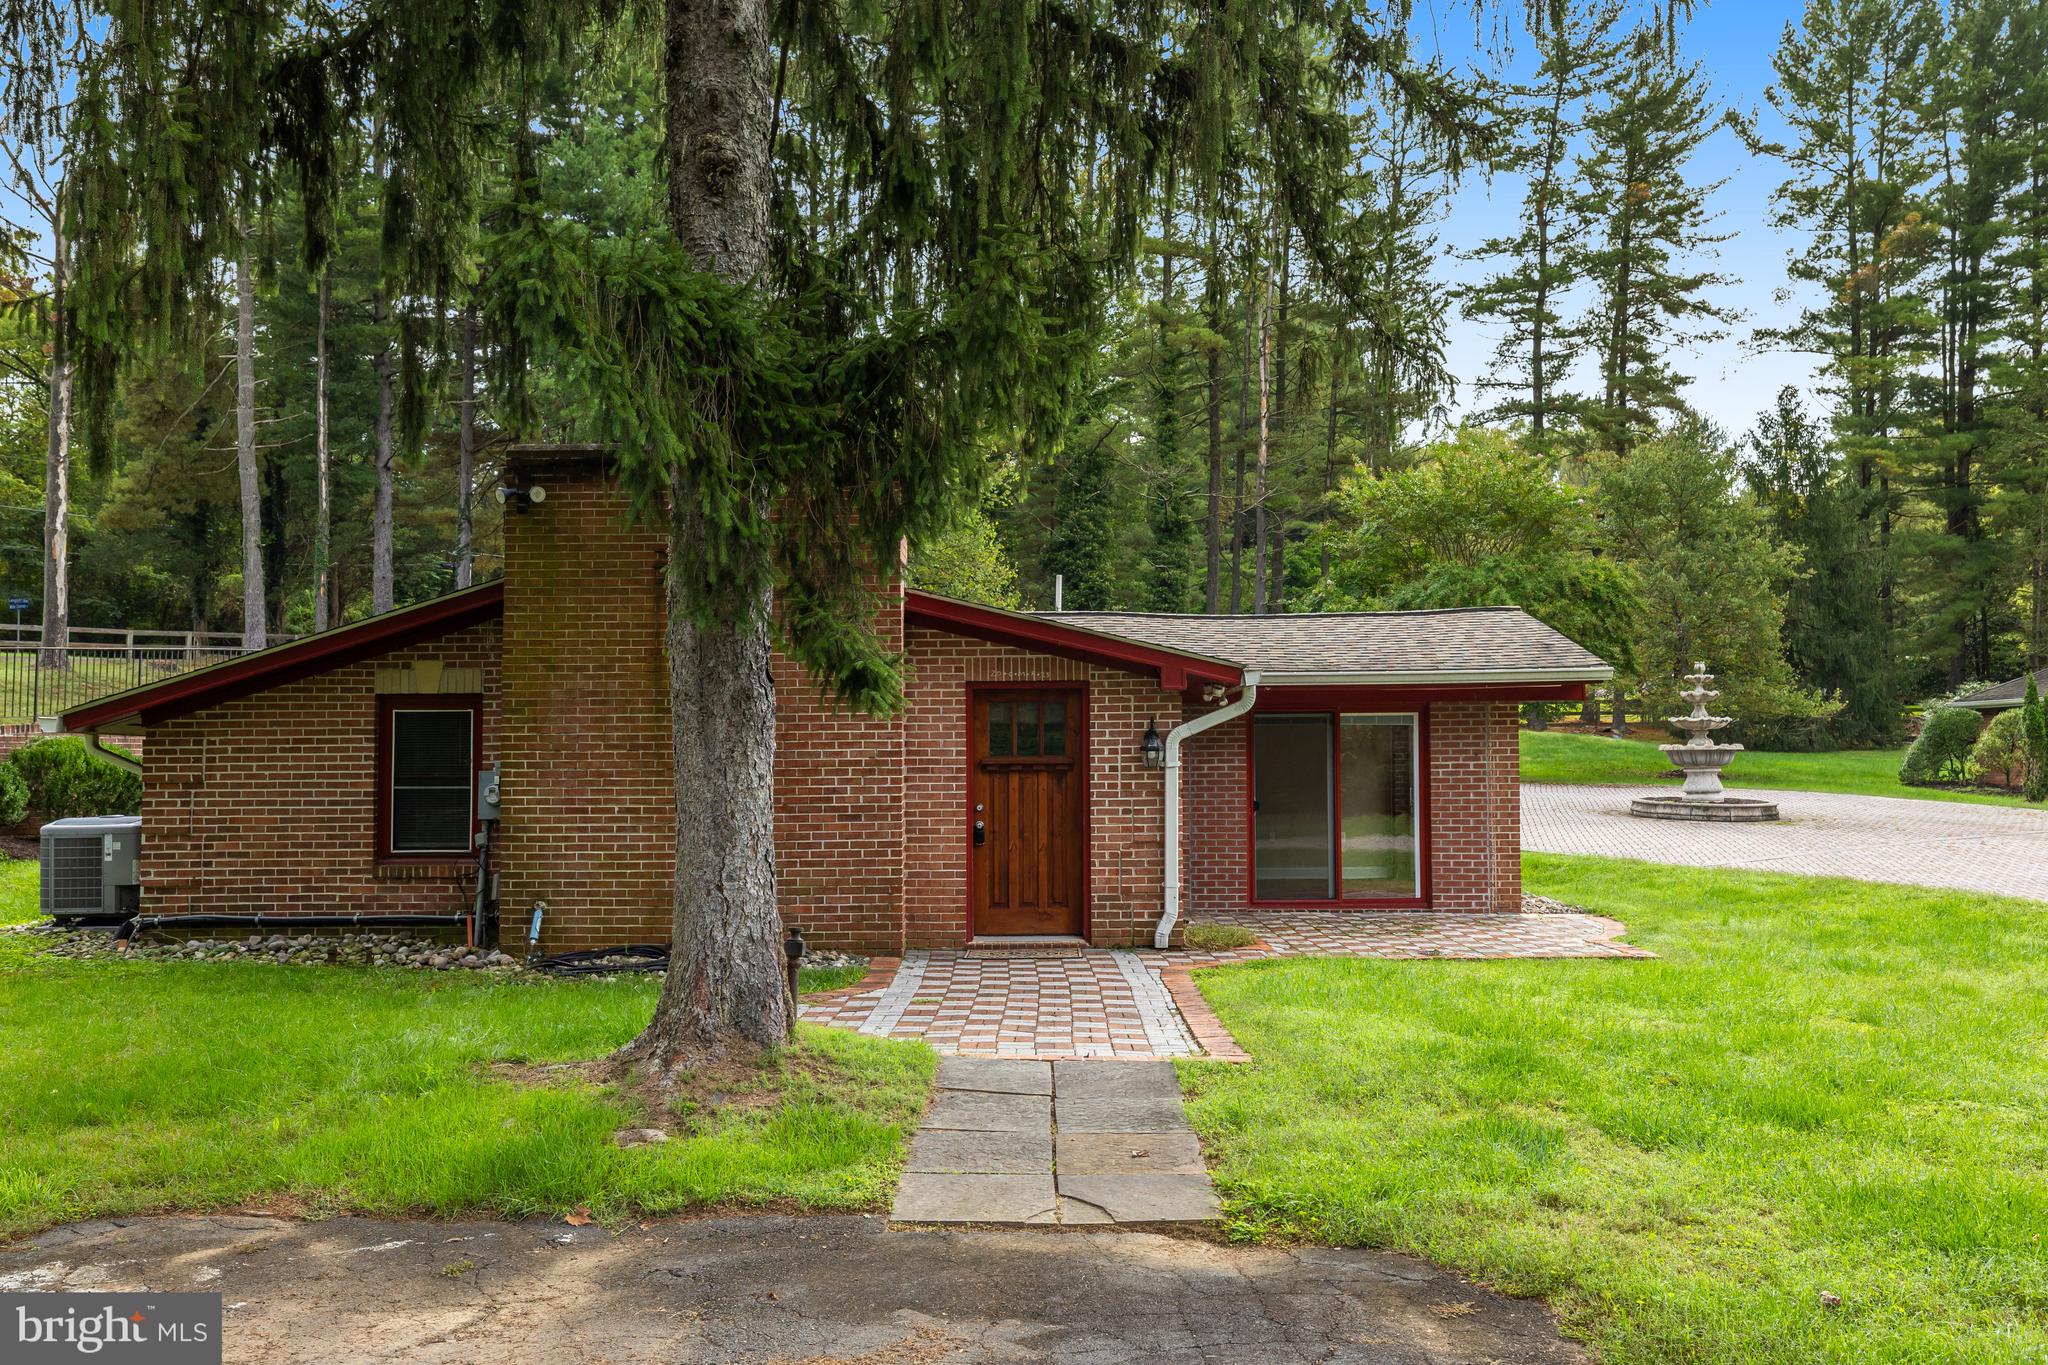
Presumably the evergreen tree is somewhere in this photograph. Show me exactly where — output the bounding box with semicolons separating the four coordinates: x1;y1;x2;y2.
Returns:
1460;0;1623;450
1595;419;1825;728
1349;98;1454;473
0;0;1477;1056
2022;672;2048;800
1746;0;1936;665
1907;0;2026;685
1140;167;1200;613
1575;31;1736;456
1741;387;1897;742
1043;379;1124;612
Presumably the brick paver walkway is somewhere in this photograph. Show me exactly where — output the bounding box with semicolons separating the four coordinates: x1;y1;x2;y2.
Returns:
1522;783;2048;902
800;909;1647;1060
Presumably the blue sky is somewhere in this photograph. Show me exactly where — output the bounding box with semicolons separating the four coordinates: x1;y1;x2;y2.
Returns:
2;2;1818;442
1415;0;1824;439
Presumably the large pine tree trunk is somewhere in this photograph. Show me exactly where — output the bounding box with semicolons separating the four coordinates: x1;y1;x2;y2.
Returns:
235;234;266;651
1203;219;1223;614
39;189;69;672
1205;342;1223;614
371;289;395;616
455;303;477;589
620;0;791;1064
1230;284;1251;614
1252;270;1271;615
313;272;332;632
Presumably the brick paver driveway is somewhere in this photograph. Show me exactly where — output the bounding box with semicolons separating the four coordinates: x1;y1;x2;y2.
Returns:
1523;783;2048;902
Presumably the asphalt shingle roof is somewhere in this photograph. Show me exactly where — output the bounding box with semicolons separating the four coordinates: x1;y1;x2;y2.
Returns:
1034;605;1609;681
1956;667;2048;710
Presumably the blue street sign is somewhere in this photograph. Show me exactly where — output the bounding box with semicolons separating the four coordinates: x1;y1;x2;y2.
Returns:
7;598;28;611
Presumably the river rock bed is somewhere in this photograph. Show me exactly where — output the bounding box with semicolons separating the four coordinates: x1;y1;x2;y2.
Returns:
4;922;866;977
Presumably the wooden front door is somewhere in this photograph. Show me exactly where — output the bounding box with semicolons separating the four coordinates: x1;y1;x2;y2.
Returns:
970;688;1086;936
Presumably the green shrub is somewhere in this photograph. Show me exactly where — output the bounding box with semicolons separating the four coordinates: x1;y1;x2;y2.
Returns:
6;737;143;820
0;763;27;826
1968;708;2030;790
1899;706;1982;786
2023;675;2048;803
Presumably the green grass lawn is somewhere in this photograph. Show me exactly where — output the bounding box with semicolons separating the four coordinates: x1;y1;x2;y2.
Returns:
1179;853;2048;1365
0;882;930;1238
0;859;39;925
1520;727;2040;807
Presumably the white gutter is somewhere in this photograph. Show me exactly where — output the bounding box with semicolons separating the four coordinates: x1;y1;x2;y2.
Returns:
1156;670;1260;949
1254;666;1611;687
39;714;142;775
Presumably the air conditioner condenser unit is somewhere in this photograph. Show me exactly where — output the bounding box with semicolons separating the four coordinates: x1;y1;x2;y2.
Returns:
40;815;143;923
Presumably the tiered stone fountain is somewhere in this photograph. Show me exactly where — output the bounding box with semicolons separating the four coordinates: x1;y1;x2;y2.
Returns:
1628;662;1780;822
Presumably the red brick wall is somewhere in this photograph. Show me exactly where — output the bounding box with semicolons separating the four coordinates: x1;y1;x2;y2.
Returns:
900;628;1181;947
1087;670;1181;946
1179;697;1521;915
496;456;908;955
769;590;906;954
495;467;675;953
132;452;1526;946
1425;701;1521;912
1179;712;1247;918
138;621;500;918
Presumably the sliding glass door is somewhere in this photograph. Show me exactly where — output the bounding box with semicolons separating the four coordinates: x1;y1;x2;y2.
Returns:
1251;716;1333;899
1251;712;1419;902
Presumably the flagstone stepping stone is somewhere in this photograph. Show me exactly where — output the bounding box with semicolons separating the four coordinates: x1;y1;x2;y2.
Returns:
891;1174;1058;1224
1051;1059;1181;1098
922;1089;1053;1133
934;1057;1053;1095
907;1128;1053;1175
1054;1173;1222;1224
891;1059;1219;1226
1054;1130;1205;1176
1052;1092;1190;1134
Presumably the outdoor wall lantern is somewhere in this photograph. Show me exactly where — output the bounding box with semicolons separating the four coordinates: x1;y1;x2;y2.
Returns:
1140;717;1165;769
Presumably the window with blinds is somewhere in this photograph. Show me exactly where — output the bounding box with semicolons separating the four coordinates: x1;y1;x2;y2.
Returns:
386;706;475;855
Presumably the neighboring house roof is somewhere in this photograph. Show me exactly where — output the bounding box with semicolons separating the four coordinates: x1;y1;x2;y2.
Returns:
1036;605;1611;686
57;583;506;734
1955;667;2048;711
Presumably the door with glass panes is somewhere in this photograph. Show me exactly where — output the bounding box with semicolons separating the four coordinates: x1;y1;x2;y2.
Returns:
970;688;1085;936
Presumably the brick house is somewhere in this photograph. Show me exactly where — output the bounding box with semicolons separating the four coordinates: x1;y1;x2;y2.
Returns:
55;446;1610;954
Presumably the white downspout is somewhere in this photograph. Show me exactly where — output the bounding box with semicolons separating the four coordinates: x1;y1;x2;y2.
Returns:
1156;670;1260;949
40;715;143;776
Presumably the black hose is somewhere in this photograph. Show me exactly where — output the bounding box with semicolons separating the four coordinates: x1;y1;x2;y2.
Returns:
527;944;670;977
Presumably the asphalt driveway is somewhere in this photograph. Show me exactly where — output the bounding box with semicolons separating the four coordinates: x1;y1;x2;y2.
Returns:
0;1212;1584;1363
1523;783;2048;902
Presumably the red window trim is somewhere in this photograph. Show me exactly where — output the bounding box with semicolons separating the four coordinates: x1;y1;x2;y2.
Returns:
373;694;484;866
1243;705;1431;909
963;680;1092;942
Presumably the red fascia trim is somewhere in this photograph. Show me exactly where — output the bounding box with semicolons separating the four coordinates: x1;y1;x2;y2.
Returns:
906;591;1241;691
62;584;506;732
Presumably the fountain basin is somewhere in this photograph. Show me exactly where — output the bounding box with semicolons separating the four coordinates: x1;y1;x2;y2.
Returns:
1629;793;1780;822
